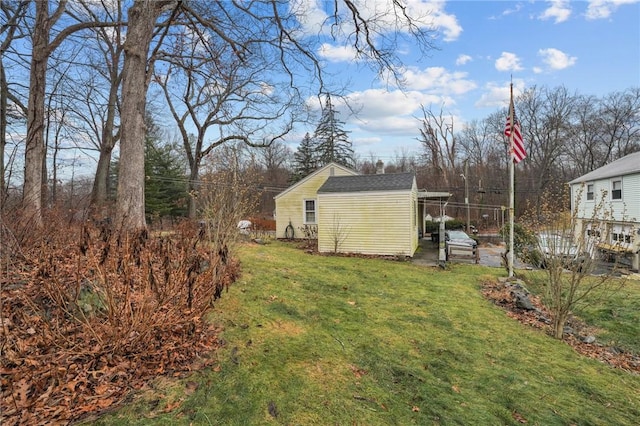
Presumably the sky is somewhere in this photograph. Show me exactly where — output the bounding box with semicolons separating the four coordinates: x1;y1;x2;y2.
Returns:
294;0;640;163
6;1;639;184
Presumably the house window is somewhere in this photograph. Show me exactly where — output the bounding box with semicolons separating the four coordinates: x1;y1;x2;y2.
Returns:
304;199;316;224
611;180;622;200
586;184;594;201
611;233;632;244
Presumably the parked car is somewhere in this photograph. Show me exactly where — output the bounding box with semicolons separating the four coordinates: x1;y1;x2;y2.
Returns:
445;230;478;249
534;232;585;269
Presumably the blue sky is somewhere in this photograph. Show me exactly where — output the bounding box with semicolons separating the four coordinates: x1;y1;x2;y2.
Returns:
295;0;640;162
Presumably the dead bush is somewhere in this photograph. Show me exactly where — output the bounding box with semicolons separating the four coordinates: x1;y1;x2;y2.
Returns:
1;216;238;425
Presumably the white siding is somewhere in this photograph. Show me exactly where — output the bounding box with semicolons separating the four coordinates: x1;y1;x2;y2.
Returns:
572;173;640;257
572;173;640;223
317;189;417;257
621;174;640;221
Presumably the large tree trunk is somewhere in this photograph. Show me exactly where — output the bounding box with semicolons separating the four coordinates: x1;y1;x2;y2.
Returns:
0;62;7;209
115;1;174;232
187;164;199;219
90;140;115;210
90;61;121;213
23;1;50;227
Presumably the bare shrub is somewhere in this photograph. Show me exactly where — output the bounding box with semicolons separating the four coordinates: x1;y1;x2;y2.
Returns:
520;184;627;339
1;213;238;424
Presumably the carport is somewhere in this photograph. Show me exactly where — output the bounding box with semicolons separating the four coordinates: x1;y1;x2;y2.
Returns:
417;190;451;239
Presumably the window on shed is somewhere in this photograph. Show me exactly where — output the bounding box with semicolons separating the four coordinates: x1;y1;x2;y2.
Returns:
611;180;622;200
304;199;316;224
586;184;594;201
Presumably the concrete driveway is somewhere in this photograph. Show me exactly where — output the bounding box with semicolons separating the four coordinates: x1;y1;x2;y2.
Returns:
413;238;527;269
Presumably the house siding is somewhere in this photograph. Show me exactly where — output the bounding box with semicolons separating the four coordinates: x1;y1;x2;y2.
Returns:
274;165;357;239
571;172;640;269
572;173;640;223
317;188;418;257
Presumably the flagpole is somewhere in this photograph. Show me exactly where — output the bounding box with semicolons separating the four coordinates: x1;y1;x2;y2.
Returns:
508;83;515;279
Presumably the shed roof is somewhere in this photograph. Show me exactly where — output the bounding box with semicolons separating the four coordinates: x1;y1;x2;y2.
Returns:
274;162;358;199
317;173;415;193
569;151;640;184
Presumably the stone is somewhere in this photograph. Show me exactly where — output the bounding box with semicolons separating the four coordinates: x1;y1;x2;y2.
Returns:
513;291;534;310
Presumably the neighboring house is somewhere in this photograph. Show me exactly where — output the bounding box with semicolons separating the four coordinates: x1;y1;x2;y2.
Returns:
274;162;419;257
274;163;358;240
569;151;640;271
317;172;418;257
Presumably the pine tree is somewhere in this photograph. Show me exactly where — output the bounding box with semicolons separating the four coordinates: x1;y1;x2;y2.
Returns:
290;132;317;183
144;132;189;222
313;95;354;168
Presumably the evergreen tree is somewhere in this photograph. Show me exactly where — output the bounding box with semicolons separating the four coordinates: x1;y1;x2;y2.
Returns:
144;133;189;222
313;95;354;168
290;132;317;183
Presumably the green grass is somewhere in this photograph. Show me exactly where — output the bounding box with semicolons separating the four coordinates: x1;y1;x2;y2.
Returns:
91;241;640;425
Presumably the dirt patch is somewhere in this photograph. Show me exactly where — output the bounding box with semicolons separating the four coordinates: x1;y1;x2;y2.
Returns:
481;279;639;374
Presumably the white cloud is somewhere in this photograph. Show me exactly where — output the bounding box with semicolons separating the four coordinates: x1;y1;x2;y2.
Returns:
409;0;463;42
305;88;450;137
495;52;524;72
397;66;478;94
342;89;435;119
318;43;360;62
475;80;527;109
500;3;524;17
538;48;577;70
291;0;462;44
539;0;572;23
289;0;329;35
585;0;638;20
456;54;472;66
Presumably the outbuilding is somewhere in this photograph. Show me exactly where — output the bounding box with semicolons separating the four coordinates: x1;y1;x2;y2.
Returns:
274;162;420;257
316;172;419;257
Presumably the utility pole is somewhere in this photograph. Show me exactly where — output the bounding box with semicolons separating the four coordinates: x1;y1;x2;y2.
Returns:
461;159;470;234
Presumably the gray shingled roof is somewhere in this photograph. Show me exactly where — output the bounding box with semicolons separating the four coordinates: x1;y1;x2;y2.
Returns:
317;173;415;193
569;151;640;184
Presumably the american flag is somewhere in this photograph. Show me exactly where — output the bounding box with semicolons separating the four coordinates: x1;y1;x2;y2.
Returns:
505;98;526;164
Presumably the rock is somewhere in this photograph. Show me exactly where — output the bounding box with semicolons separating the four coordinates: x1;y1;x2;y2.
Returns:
582;335;596;344
563;326;574;336
513;291;534;310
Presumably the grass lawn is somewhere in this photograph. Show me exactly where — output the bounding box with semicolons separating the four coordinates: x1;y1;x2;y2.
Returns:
91;241;640;425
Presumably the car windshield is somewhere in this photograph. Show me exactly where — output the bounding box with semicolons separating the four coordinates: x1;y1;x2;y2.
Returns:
448;231;471;239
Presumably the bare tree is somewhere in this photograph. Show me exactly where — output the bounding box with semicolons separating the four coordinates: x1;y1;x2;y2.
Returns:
113;0;437;233
154;23;297;218
457;115;509;219
521;185;626;339
0;1;29;208
565;94;605;176
517;85;576;210
22;1;116;227
599;88;640;161
418;105;458;190
115;0;178;232
67;0;125;212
